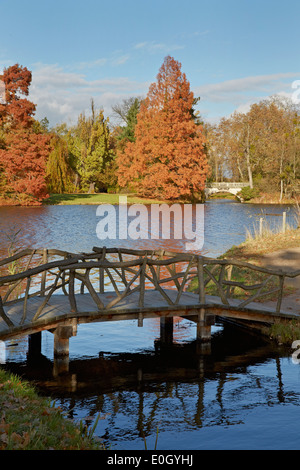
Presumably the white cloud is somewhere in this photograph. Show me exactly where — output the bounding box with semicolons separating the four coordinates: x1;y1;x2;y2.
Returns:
70;54;130;70
192;72;300;123
32;63;87;88
111;55;130;66
29;63;149;126
76;58;108;70
134;41;184;54
24;63;300;129
195;73;300;104
233;101;254;115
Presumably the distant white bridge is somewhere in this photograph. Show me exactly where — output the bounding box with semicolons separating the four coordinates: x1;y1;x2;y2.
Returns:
205;182;249;197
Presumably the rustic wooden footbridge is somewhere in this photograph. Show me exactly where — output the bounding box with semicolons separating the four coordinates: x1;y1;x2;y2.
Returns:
0;246;299;361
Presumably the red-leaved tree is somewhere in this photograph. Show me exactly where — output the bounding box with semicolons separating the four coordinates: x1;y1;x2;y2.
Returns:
0;64;36;128
117;56;209;201
0;64;51;204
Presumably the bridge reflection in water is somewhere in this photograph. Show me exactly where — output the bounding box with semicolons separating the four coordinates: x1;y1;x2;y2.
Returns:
2;321;288;447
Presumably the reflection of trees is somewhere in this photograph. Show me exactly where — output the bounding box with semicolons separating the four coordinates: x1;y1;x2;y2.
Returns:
7;331;287;445
81;354;286;444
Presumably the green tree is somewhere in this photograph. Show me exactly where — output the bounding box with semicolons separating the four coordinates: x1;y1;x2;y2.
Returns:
68;102;115;192
46;135;75;193
116;97;141;144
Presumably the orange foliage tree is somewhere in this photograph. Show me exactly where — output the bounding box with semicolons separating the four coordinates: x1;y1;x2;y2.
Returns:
0;64;51;204
117;56;209;201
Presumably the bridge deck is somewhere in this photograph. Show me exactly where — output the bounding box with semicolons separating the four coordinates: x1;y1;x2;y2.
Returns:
1;289;299;341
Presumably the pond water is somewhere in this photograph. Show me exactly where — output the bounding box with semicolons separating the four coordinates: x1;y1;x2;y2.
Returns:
0;199;300;450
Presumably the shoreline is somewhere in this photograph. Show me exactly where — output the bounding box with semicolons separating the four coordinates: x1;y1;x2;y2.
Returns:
0;193;298;207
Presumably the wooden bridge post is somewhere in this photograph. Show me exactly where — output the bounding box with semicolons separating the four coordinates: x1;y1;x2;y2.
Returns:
196;323;211;341
52;321;77;376
196;309;214;353
160;316;173;344
53;320;77;358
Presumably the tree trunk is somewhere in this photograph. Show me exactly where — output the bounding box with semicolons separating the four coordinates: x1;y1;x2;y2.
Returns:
74;173;80;191
245;123;253;188
236;156;244;181
215;156;218;182
279;148;284;203
88;182;95;194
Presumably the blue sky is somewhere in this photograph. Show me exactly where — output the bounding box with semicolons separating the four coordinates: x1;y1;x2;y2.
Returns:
0;0;299;126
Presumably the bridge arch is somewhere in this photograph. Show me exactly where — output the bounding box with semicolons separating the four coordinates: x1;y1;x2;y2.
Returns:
205;182;249;197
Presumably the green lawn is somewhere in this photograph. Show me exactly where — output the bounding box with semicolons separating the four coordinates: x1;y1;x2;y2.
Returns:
0;369;104;450
45;193;166;205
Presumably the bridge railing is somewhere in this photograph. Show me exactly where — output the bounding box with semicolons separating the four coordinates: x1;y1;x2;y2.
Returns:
0;246;299;328
195;257;297;313
0;248;81;326
0;247;196;326
206;182;249;188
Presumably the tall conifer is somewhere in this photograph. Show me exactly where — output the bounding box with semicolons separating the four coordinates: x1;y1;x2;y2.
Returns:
117;56;209;201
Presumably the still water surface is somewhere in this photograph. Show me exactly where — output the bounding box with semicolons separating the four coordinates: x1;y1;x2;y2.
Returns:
0;200;300;450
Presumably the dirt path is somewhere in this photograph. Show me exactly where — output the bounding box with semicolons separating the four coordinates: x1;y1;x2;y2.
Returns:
260;247;300;314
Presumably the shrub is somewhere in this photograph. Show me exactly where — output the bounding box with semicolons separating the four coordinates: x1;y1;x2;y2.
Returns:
238;186;260;201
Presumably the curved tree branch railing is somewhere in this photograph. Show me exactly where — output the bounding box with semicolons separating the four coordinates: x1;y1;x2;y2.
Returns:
0;246;299;329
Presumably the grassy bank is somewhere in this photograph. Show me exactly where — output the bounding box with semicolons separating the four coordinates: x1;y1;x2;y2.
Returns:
2;191;299;206
246;192;299;205
45;193;166;205
0;369;104;450
223;226;300;263
190;225;300;295
223;227;300;344
48;192;298;206
190;225;300;344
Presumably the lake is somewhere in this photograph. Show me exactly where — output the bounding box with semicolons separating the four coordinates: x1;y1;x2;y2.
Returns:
0;199;300;450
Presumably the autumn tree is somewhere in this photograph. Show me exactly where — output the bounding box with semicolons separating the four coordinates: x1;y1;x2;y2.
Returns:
205;121;230;182
0;64;36;129
249;98;300;200
1;129;51;202
207;96;300;200
0;64;51;204
117;56;209;201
